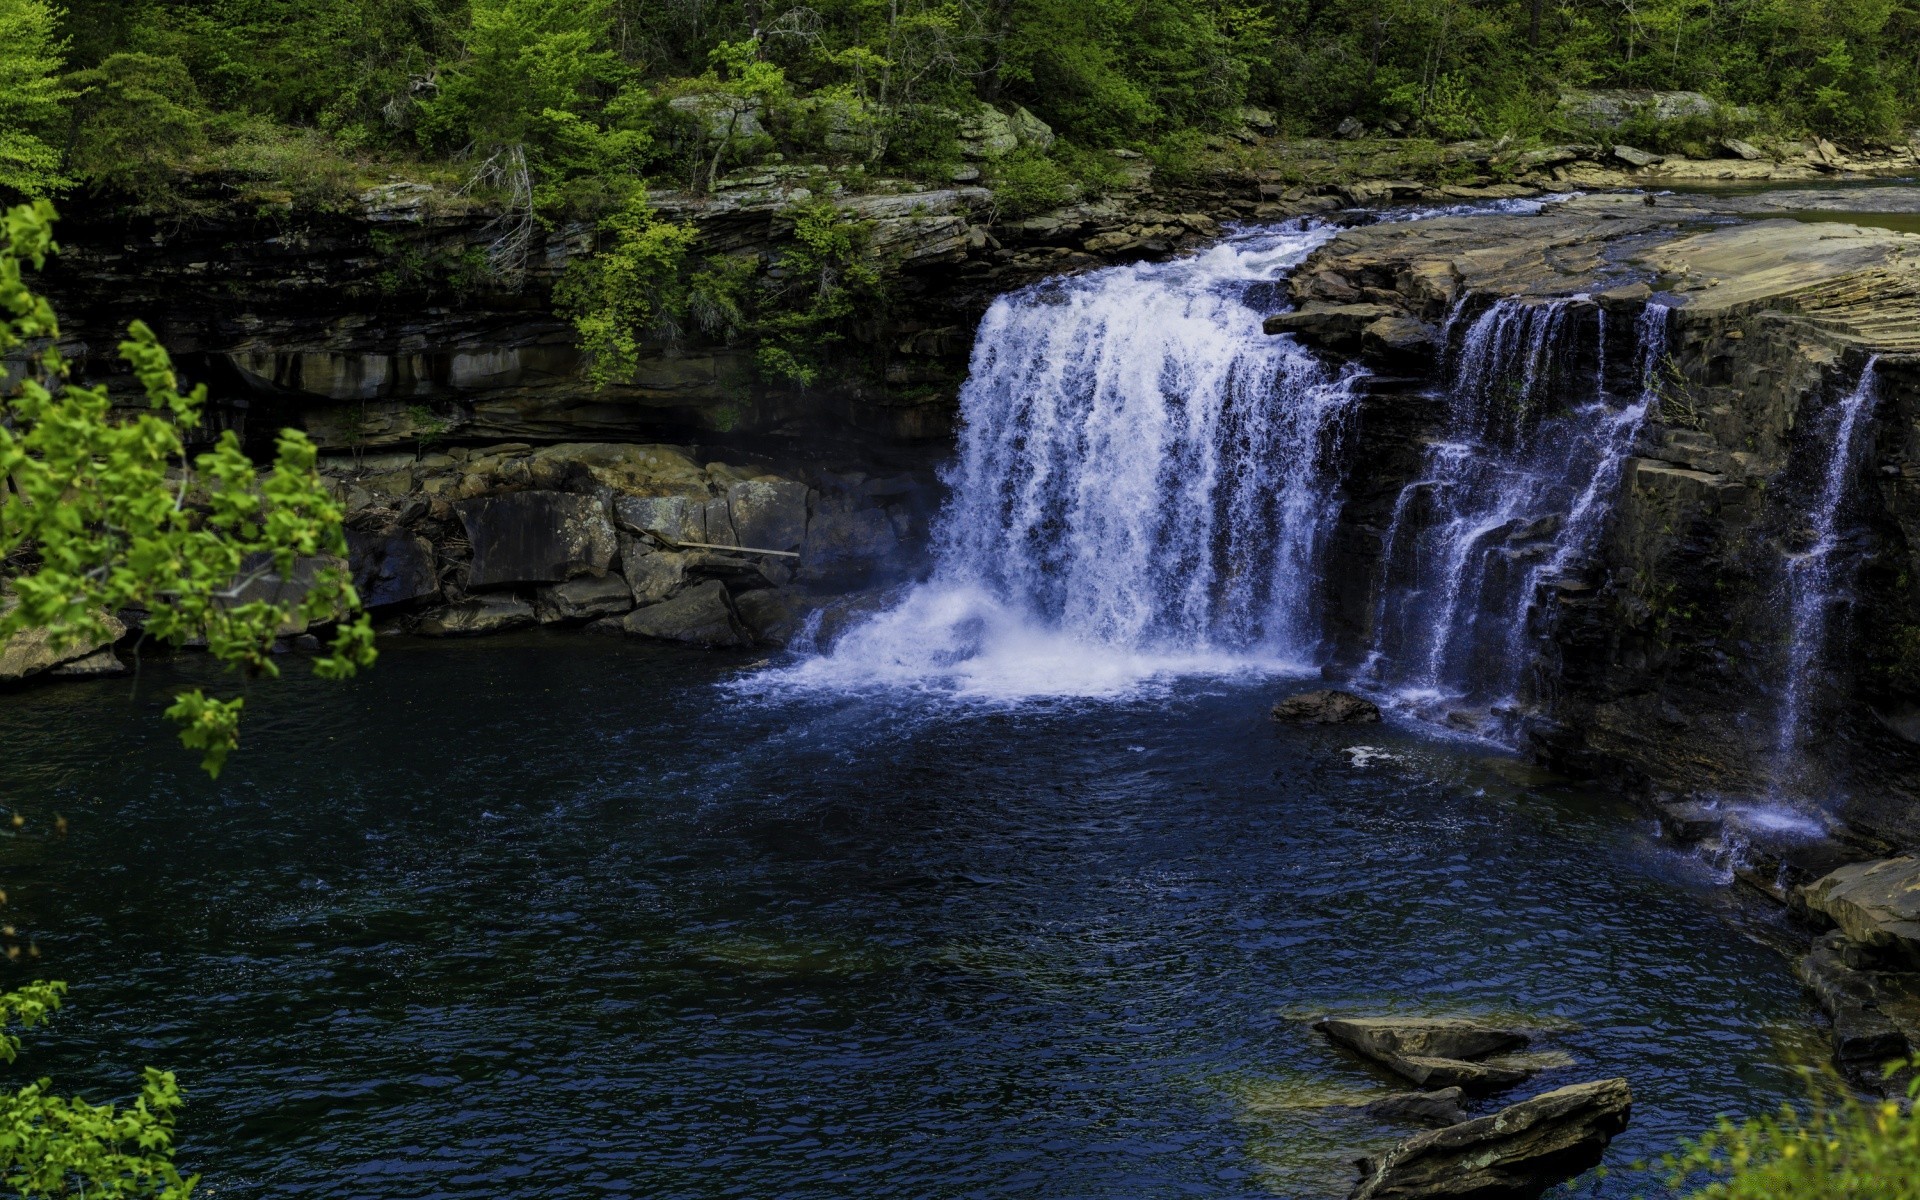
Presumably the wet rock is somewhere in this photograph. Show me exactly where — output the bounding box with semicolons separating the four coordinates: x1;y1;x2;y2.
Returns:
732;588;801;647
1349;1078;1632;1200
1317;1017;1531;1062
1364;1088;1468;1127
457;491;618;589
48;649;128;679
804;495;900;569
1388;1055;1533;1092
620;581;750;647
1272;690;1383;725
415;594;536;637
534;575;634;624
1792;931;1919;1070
1799;858;1920;965
347;532;440;609
614;494;710;545
1265;303;1402;348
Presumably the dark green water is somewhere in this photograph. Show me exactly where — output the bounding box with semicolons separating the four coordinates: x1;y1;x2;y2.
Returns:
0;634;1813;1198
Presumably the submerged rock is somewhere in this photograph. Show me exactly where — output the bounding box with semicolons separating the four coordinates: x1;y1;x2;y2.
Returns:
1273;691;1383;725
1364;1088;1468;1127
1385;1055;1533;1092
1350;1078;1632;1200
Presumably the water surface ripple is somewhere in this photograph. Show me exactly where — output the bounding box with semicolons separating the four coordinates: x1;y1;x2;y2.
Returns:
0;638;1812;1198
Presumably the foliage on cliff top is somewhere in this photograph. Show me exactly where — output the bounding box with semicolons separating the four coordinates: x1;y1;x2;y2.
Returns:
0;0;1909;212
0;200;378;777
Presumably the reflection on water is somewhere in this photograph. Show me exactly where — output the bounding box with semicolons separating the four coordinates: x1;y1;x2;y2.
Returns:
0;635;1816;1198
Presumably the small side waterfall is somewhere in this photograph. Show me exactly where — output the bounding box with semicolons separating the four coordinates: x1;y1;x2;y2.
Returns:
1773;358;1882;781
1365;298;1669;722
771;227;1360;697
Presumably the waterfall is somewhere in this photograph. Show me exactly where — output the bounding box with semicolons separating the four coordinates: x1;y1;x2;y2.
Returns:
1364;298;1669;723
767;226;1360;698
1773;358;1882;780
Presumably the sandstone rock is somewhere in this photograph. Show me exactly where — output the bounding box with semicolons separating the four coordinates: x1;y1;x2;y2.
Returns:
1791;931;1920;1069
621;538;694;605
348;532;440;609
1265;303;1402;348
534;575;634;624
1337;116;1367;140
0;601;125;683
1363;316;1440;359
804;495;900;567
667;93;763;140
728;480;810;552
1272;690;1383;724
956;105;1019;159
614;494;710;545
415;594;535;637
1350;1078;1632;1200
1006;105;1055;153
1560;89;1718;127
1799;858;1920;965
1365;1088;1468;1127
1722;137;1765;161
621;581;751;647
733;587;801;647
1612;144;1665;168
48;649;128;679
456;491;617;588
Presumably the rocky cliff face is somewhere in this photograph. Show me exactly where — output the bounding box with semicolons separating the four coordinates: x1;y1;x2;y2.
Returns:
1277;192;1920;847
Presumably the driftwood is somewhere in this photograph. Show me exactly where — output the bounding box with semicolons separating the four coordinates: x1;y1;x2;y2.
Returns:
638;530;801;560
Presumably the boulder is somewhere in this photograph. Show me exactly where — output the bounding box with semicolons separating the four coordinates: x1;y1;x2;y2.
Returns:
804;495;900;567
456;491;617;588
666;93;764;141
221;552;350;635
0;602;125;683
1350;1078;1632;1200
727;479;811;552
620;537;693;605
956;106;1019;160
1365;1088;1469;1127
733;587;801;647
415;594;535;637
1722;137;1765;161
347;532;440;609
614;494;711;545
1611;144;1665;168
1007;105;1056;153
1337;116;1368;140
534;575;634;624
619;581;751;647
1265;303;1403;349
1273;690;1383;724
1798;858;1920;965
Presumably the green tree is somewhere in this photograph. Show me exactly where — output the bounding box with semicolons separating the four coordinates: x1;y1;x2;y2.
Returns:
0;0;72;197
0;200;377;778
63;53;206;204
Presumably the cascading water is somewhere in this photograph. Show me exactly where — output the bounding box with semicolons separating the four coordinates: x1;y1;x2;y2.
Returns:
767;226;1359;697
1772;358;1882;785
1364;298;1670;724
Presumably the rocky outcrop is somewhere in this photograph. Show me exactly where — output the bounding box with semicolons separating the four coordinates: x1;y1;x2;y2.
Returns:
1799;857;1920;963
1349;1078;1632;1200
1272;690;1383;724
1275;191;1920;847
0;597;126;684
328;440;914;650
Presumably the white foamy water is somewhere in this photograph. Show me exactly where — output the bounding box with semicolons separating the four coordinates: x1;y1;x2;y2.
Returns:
757;226;1357;699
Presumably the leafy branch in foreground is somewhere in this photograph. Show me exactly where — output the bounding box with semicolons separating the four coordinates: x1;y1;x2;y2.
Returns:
1657;1059;1920;1198
0;982;194;1200
0;199;377;776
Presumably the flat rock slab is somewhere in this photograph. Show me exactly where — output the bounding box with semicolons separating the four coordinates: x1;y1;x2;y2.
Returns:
1387;1054;1533;1092
1800;857;1920;966
457;491;617;588
535;574;634;624
1273;690;1382;725
416;595;535;637
1319;1017;1529;1063
1351;1078;1633;1200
